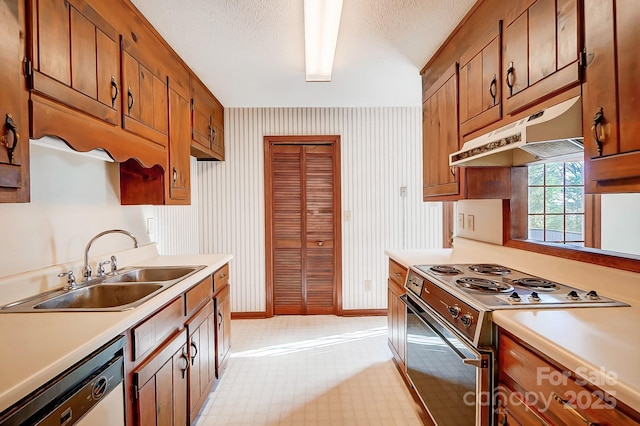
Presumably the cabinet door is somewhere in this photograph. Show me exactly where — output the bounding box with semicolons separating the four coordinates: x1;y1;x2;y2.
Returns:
121;33;168;149
134;331;188;426
503;0;580;114
190;76;224;160
459;21;502;137
583;0;640;192
0;0;30;203
167;87;191;204
29;0;119;125
422;63;461;200
496;383;552;425
187;301;215;421
215;284;231;377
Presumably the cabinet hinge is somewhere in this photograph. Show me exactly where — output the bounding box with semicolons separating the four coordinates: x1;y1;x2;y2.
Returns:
579;49;588;68
23;58;32;78
133;383;139;401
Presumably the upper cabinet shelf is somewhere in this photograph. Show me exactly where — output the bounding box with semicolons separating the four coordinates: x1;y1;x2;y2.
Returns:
0;0;30;203
502;0;580;115
0;0;226;205
582;0;640;193
422;0;640;199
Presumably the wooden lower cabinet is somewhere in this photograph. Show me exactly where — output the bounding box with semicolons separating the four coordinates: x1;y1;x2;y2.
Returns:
215;284;231;377
127;265;231;425
498;331;640;425
187;301;216;423
387;259;407;370
134;329;189;426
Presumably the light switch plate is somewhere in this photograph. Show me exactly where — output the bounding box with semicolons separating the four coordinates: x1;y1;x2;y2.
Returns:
467;215;475;231
458;213;465;229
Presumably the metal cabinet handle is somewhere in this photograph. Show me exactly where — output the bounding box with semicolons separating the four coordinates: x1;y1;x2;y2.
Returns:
110;76;118;108
127;87;134;114
591;107;605;156
190;341;198;365
219;273;226;279
393;272;402;278
551;393;599;425
450;166;456;178
180;348;189;378
318;241;324;246
2;114;20;164
218;310;223;330
506;62;515;96
173;167;178;183
489;74;497;105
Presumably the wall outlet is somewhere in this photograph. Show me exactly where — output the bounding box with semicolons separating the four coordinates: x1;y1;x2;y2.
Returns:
344;210;352;222
457;213;465;229
146;217;155;235
364;280;372;291
467;214;475;231
400;186;407;197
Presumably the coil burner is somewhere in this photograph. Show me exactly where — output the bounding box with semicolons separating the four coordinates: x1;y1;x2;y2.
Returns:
511;277;559;291
429;265;462;275
468;264;511;275
456;277;514;293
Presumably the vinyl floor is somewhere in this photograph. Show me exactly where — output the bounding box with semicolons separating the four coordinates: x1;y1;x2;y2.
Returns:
194;315;426;425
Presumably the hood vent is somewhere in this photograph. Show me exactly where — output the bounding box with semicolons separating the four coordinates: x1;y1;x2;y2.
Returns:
450;96;583;167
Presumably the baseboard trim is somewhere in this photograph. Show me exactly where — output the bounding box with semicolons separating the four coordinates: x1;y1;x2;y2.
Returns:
341;309;387;317
231;311;268;319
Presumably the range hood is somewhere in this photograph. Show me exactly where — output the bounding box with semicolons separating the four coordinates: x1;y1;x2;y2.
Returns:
450;96;583;167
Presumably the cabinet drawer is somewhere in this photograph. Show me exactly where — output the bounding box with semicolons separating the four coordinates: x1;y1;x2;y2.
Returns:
499;333;639;425
213;263;229;291
184;276;213;317
388;259;407;286
131;297;183;361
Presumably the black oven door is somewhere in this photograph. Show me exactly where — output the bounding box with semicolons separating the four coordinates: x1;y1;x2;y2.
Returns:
401;294;492;425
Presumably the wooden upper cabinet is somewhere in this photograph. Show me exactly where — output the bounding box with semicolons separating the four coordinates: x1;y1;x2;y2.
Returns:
422;63;461;200
0;0;30;203
582;0;640;193
503;0;580;115
166;64;191;204
121;31;169;150
29;0;120;126
459;21;502;138
190;76;224;160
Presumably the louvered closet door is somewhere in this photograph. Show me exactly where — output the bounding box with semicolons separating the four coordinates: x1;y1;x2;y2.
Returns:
304;146;335;314
272;145;304;314
270;144;337;315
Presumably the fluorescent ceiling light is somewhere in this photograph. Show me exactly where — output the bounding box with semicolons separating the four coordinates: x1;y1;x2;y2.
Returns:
304;0;343;82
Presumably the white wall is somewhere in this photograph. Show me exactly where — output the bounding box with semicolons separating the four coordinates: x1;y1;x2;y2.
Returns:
198;107;443;313
601;193;640;256
0;141;153;279
153;156;200;255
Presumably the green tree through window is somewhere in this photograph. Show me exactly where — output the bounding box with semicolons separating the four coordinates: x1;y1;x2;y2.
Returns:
527;162;584;246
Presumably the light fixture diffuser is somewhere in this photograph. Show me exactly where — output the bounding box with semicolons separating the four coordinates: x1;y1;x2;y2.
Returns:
304;0;343;82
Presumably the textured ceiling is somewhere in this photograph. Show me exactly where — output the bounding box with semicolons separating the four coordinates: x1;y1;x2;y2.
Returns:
130;0;475;107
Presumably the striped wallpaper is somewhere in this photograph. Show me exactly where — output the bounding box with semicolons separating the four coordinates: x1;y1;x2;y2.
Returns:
194;107;443;313
154;156;201;255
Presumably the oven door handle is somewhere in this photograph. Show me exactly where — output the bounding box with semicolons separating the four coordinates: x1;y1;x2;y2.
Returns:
462;358;489;369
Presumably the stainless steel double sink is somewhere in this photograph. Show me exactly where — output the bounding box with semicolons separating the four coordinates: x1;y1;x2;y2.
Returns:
1;265;205;312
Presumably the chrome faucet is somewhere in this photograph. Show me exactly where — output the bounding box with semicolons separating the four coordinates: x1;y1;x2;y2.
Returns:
83;229;139;281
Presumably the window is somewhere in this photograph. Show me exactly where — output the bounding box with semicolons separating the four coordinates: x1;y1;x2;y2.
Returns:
527;161;584;246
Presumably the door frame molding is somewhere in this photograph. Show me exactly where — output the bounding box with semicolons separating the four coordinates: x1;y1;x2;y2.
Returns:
264;135;343;317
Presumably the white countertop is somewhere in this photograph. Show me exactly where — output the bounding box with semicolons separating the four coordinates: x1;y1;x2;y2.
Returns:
0;248;232;413
386;238;640;413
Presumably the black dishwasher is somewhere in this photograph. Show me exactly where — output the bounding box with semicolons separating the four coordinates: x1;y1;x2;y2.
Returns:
0;335;125;426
